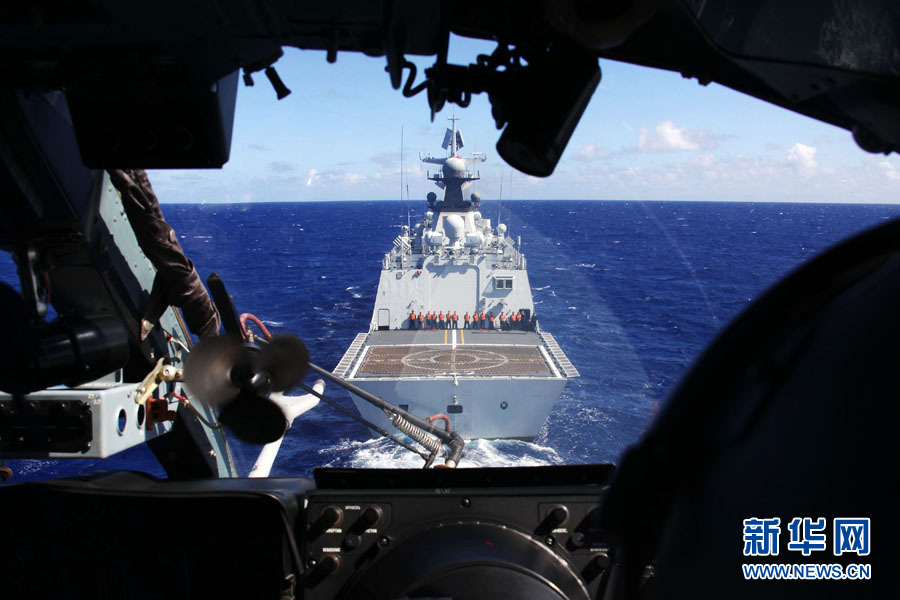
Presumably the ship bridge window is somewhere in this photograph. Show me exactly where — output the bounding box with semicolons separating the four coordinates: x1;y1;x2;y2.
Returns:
495;277;513;290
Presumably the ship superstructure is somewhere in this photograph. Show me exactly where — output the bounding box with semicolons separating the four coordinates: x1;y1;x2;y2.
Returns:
334;116;578;440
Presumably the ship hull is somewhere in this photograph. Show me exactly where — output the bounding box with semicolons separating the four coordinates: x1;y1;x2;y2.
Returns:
335;123;579;443
347;377;567;441
335;329;574;440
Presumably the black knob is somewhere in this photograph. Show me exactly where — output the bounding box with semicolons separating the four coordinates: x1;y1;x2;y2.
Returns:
343;533;361;551
591;552;611;571
319;506;343;528
546;505;569;527
318;554;341;576
360;505;383;528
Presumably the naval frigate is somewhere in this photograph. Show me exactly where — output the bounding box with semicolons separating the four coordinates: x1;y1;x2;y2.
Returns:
333;116;579;440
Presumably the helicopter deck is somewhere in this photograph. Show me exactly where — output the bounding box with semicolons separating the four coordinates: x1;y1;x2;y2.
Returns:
350;330;555;378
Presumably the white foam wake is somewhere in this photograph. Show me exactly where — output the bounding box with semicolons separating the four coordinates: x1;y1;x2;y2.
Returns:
317;437;564;470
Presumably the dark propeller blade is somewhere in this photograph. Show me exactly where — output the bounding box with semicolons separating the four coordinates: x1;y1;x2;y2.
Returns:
218;393;288;445
255;334;309;392
183;333;308;444
183;334;247;406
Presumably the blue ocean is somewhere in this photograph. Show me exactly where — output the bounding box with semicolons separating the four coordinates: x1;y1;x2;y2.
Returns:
5;200;900;481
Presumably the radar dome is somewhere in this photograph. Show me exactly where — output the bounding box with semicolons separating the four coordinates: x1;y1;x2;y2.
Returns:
470;192;481;205
444;215;465;240
473;211;482;221
442;157;467;179
497;223;507;235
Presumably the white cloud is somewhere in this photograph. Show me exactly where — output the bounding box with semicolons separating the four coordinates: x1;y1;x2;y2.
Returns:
879;160;900;181
786;143;818;177
637;121;716;152
573;143;613;162
306;168;364;187
370;151;400;168
268;161;294;173
555;152;899;203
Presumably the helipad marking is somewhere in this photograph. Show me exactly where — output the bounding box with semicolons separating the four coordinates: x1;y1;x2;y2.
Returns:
444;329;448;345
461;330;465;344
451;329;457;349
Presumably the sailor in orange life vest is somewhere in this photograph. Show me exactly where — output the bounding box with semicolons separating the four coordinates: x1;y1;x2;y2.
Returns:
488;313;495;329
464;312;470;329
418;312;424;329
452;311;459;329
499;312;507;330
438;311;445;329
426;311;432;329
409;309;417;330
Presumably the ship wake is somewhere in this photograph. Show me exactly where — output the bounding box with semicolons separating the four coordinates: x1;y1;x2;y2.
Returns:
316;437;564;469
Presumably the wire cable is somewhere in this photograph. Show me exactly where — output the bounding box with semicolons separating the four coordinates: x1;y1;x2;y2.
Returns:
170;391;223;430
298;382;430;461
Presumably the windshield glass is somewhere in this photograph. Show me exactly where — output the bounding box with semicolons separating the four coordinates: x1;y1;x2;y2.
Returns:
3;40;900;481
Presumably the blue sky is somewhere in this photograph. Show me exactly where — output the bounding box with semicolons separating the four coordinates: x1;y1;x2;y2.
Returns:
150;36;900;203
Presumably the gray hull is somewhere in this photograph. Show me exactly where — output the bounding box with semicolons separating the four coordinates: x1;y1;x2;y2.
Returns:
349;377;567;440
335;117;578;441
335;329;576;440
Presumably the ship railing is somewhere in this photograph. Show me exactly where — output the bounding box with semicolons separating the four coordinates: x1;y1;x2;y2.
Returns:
333;333;369;379
383;244;411;269
539;331;580;378
352;373;560;381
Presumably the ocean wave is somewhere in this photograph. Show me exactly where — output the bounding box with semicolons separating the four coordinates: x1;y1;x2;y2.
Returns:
534;285;550;290
576;263;596;268
263;320;284;326
316;437;563;469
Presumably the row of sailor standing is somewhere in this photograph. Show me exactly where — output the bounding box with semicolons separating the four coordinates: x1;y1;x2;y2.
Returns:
407;309;538;331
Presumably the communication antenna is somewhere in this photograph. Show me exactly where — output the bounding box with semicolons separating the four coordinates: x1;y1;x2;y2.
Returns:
399;125;404;229
507;168;513;227
497;172;503;226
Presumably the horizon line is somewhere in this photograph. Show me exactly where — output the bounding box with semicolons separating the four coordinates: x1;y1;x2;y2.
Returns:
158;198;900;206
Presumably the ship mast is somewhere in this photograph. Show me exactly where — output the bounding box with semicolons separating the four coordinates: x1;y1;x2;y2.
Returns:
399;125;404;229
449;112;459;156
